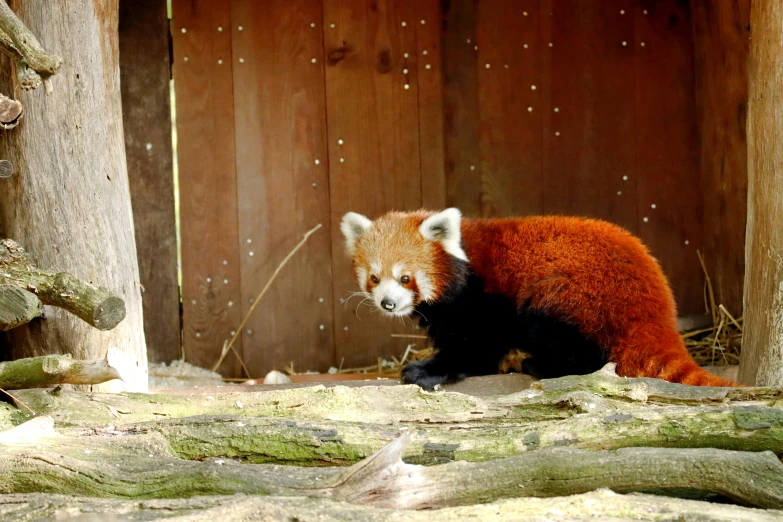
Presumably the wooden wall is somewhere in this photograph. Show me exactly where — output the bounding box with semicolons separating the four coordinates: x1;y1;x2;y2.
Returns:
119;0;181;364
691;0;750;315
165;0;748;378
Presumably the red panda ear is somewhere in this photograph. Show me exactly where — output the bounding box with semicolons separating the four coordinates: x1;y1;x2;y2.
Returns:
340;212;373;255
419;208;468;261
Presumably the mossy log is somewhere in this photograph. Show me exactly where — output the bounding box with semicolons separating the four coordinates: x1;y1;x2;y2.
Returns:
1;416;783;510
5;369;782;465
2;367;782;513
0;239;125;330
3;489;782;522
0;348;132;390
6;364;779;429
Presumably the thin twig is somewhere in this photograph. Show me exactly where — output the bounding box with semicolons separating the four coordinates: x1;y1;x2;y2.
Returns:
719;304;744;333
390;334;428;339
212;224;323;372
0;386;34;415
697;250;718;326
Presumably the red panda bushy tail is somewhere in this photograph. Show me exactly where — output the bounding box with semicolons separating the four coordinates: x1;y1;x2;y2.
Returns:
613;327;739;387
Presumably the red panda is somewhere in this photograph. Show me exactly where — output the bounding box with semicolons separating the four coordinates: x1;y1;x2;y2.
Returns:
340;208;737;390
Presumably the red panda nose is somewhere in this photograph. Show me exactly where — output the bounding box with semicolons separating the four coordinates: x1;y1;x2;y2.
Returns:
381;298;396;311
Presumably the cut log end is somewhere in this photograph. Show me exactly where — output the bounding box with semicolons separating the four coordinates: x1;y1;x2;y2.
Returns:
93;296;126;331
0;285;41;330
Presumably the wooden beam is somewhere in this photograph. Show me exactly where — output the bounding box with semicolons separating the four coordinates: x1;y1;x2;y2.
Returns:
738;0;783;385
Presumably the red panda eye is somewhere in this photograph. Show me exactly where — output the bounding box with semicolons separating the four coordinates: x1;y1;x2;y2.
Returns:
400;275;410;284
370;275;380;284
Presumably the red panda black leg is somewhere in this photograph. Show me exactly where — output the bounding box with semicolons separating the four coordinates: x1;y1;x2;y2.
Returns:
401;356;468;390
401;344;505;390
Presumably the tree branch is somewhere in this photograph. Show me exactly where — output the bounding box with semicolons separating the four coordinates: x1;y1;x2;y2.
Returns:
0;348;132;390
0;284;40;331
0;0;63;91
0;239;125;330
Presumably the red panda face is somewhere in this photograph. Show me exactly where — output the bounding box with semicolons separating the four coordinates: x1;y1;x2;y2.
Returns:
340;209;467;316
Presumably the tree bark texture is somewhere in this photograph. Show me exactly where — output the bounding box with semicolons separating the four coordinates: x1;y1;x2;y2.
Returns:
739;0;783;386
0;0;147;392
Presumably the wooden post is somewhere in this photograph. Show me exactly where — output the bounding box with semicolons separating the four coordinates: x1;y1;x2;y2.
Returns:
0;0;147;392
738;0;783;386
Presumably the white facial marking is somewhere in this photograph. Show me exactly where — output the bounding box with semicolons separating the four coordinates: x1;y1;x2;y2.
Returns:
370;262;382;276
373;279;415;316
392;264;404;280
415;270;435;302
340;212;373;255
419;208;468;261
356;267;368;290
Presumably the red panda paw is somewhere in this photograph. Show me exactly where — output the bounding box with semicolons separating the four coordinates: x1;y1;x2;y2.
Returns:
401;360;467;390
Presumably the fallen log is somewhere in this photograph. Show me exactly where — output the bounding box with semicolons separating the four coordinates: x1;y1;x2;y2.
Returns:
109;402;783;465
0;348;133;390
1;416;782;509
0;239;125;330
2;489;782;522
6;364;779;428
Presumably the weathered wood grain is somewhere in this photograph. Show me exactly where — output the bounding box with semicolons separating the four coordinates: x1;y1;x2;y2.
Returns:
324;0;423;368
0;285;40;331
0;0;147;392
738;0;783;386
230;0;335;376
172;0;243;377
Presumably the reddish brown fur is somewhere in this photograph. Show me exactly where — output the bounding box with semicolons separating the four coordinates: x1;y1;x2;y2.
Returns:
351;211;455;301
355;212;737;387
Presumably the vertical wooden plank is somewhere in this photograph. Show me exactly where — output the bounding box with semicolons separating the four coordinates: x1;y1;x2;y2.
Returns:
635;0;702;315
416;0;446;210
230;0;335;376
171;1;243;376
476;0;543;217
738;0;783;386
691;0;750;315
324;0;423;368
119;0;181;364
442;0;481;215
539;0;553;203
543;0;636;232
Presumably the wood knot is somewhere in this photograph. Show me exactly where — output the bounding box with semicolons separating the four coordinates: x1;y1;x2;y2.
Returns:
377;49;393;73
327;46;352;65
